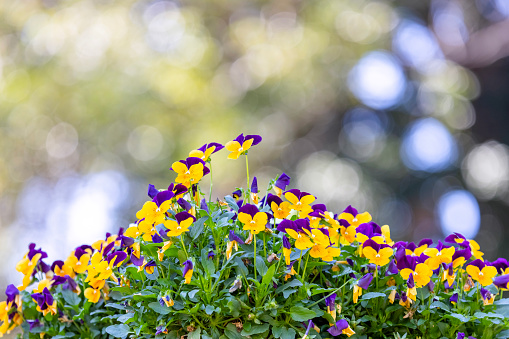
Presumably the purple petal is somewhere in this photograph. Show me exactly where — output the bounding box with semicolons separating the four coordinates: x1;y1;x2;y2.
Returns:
283;236;291;249
172;184;188;196
325;293;337;307
418;238;433;247
5;284;19;303
343;205;358;216
131;253;145;266
450;293;458;304
251;177;258;193
229;230;244;244
207;142;224;153
200;198;209;213
363;239;381;252
183;259;193;276
274;173;291;190
148;184;159;199
386;260;399;276
108;251;127;266
233;133;244;144
407;273;415;288
51;260;65;272
238;204;259;218
175;211;196;224
358;273;373;290
152;232;164;243
154;190;175;206
493;274;509;289
245;134;262;146
468;259;485;271
490;258;509;274
177;198;192;211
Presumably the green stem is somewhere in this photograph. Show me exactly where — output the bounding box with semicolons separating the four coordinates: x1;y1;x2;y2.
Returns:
302;252;310;281
245;155;250;203
253;233;257;280
180;235;189;258
263;233;267;258
209;162;213;203
307;279;353;308
298;250;303;275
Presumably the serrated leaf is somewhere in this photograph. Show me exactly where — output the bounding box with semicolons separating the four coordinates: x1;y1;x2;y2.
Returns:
105;324;130;338
290;306;316;322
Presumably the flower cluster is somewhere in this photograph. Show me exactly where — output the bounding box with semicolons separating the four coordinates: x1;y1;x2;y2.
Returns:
2;133;509;339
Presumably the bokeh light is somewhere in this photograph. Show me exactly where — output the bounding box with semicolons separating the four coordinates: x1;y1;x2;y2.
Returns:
401;118;458;172
437;189;481;239
348;51;406;109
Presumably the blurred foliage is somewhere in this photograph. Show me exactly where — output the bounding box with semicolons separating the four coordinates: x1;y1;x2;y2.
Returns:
1;0;509;295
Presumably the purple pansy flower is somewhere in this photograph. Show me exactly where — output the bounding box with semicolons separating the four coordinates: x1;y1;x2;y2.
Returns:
327;319;349;336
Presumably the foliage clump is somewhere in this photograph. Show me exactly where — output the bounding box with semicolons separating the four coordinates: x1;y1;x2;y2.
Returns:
2;134;509;339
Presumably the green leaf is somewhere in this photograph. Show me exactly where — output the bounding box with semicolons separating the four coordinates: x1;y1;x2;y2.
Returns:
224;324;243;339
430;301;450;311
233;257;248;276
61;289;80;307
201;249;215;277
241;323;269;336
256;256;268;277
189;327;201;339
190;217;208;240
224;196;239;212
290;306;316;322
117;312;135;323
283;289;297;298
148;302;171;315
280;328;296;339
205;305;215;315
105;324;130;339
361;292;386;300
275;279;303;293
261;264;275;287
444;313;470;323
474;311;505;319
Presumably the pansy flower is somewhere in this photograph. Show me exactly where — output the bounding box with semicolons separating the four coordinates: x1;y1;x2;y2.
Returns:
284;261;298;281
355;222;382;244
284;189;315;213
159;295;174;307
282;236;292;266
225;134;262;160
480;287;495;306
452;248;472;268
353;273;373;303
442;263;456;287
445;233;470;248
325;293;337;324
363;239;393;267
399;291;411;309
51;260;74;278
281;219;314;250
450;292;458;304
339;221;357;245
489;258;509;274
183;260;193;284
338;205;372;228
84;286;101;303
327;319;355;337
237;204;268;235
424;240;455;270
250;177;259;204
457;333;476;339
466;259;497;286
171;157;210;188
232;189;242;200
31;288;57;316
399;258;433;288
65;247;91;274
273;173;291;197
136;199;172;228
267;194;291;219
406;273;417;302
493;274;509;290
227;231;244;259
405;239;433;257
189;142;224;161
469;239;484;260
164;212;196;237
157;241;173;261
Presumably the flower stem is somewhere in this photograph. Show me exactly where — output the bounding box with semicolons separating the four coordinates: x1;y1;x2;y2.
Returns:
208;162;213;203
180;235;189;258
253;233;257;280
245;155;250;203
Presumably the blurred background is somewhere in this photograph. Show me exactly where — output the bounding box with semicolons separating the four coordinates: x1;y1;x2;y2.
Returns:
1;0;509;291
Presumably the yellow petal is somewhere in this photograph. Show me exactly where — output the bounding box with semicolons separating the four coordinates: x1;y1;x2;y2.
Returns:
225;141;241;152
